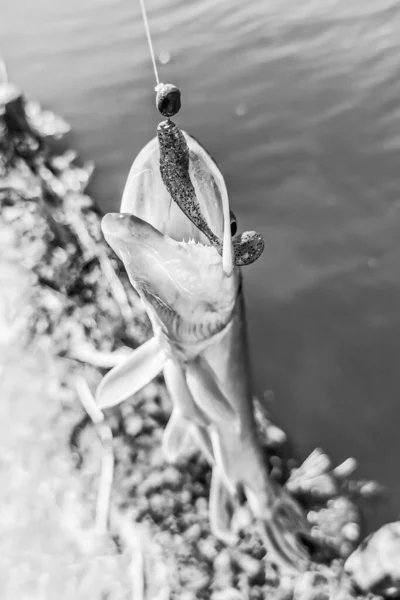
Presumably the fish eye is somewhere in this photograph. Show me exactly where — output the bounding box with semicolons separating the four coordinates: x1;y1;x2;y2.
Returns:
230;211;237;236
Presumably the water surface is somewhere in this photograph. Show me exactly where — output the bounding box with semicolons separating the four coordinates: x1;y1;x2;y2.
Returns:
3;0;400;529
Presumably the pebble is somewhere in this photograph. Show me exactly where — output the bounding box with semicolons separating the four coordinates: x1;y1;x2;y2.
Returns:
214;549;232;572
233;552;262;579
339;541;354;558
213;550;235;589
181;489;192;505
198;538;218;561
195;497;208;515
137;471;164;496
263;561;279;586
287;473;338;499
124;414;144;437
249;587;263;600
185;572;211;592
332;457;358;479
145;396;164;418
149;493;164;513
342;522;360;542
307;510;319;525
177;592;197;600
162;465;181;488
360;481;385;498
293;572;330;600
345;521;400;593
211;588;244;600
184;523;202;542
151;446;165;468
237;573;251;598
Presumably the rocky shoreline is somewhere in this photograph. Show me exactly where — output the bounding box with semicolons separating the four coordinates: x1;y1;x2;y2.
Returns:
1;75;398;599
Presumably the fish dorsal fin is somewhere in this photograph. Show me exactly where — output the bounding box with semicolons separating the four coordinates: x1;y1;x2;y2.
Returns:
96;337;165;409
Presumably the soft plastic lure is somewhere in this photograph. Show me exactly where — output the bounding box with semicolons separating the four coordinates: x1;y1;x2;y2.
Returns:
156;105;264;276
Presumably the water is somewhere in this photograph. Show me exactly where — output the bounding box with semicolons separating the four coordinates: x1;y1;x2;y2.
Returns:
3;0;400;529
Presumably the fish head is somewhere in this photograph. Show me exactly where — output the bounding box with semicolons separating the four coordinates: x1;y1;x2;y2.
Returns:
102;212;239;343
104;131;244;342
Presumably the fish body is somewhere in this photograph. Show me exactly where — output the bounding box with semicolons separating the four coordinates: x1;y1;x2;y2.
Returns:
97;130;309;572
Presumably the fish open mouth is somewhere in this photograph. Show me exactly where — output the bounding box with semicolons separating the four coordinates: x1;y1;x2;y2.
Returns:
101;212;239;314
157;119;265;275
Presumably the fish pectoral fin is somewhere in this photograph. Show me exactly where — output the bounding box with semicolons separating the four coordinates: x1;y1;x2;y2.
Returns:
163;359;209;427
209;468;237;545
162;409;193;462
185;357;237;424
96;337;165;409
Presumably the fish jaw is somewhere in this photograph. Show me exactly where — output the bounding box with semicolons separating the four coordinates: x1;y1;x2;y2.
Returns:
101;212;239;343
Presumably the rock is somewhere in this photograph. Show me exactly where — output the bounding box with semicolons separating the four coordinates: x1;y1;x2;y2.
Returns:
185;570;211;592
211;588;244;600
308;496;361;558
184;523;202;542
332;457;358;480
180;489;192;505
195;497;208;515
233;552;262;579
136;471;164;496
198;537;218;561
162;465;181;488
177;593;197;600
25;99;70;139
213;549;235;590
293;572;331;600
345;521;400;594
0;82;22;112
286;448;340;500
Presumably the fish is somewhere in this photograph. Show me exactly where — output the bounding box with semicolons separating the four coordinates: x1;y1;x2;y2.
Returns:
96;125;310;573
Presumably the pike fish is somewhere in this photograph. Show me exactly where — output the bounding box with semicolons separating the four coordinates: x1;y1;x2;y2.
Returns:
96;121;310;573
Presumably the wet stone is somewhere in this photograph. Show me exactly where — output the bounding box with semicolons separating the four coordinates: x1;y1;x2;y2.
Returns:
211;589;244;600
177;592;197;600
162;465;182;488
180;489;192;505
195;497;208;515
293;572;331;600
184;523;202;542
137;471;165;496
237;572;251;598
186;572;211;592
233;552;262;579
198;538;218;562
213;549;235;590
249;587;264;600
345;521;400;595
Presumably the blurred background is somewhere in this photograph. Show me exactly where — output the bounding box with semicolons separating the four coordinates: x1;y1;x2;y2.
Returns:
2;0;400;530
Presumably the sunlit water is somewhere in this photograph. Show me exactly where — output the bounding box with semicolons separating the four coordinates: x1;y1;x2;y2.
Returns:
3;0;400;530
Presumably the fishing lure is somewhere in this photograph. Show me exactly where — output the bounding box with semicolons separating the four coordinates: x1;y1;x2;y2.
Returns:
156;87;264;275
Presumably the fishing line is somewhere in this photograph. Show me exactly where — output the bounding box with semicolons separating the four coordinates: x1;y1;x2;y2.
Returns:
138;0;160;87
137;0;234;277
